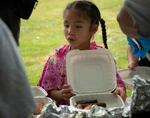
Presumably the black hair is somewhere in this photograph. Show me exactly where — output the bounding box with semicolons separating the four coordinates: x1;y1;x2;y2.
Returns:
64;0;108;49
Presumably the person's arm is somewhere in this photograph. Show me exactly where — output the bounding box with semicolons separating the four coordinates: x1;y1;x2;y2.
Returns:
127;45;139;69
38;54;75;105
111;60;126;101
113;72;126;101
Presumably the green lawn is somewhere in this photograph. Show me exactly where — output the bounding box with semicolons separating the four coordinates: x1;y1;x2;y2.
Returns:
20;0;128;86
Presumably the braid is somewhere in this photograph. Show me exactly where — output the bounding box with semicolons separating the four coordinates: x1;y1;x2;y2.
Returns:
100;18;108;49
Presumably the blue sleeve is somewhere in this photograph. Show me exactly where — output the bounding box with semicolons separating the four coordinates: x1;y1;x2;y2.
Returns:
127;37;147;58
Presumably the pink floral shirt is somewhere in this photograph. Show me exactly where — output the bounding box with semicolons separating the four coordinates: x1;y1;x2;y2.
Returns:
38;41;125;97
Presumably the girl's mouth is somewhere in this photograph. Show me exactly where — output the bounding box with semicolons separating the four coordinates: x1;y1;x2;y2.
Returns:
67;36;75;41
68;38;74;41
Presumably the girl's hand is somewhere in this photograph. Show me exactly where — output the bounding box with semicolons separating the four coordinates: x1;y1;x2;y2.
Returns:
61;84;75;102
113;87;127;102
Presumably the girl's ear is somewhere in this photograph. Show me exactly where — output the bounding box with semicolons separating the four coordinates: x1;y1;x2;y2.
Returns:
90;24;98;35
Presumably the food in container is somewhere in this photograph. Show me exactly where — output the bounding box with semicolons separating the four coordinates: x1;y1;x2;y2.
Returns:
76;99;106;110
70;93;124;110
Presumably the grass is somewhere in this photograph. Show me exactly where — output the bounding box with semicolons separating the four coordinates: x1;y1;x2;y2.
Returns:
19;0;128;86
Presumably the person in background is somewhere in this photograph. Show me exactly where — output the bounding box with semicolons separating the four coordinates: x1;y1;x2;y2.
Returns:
117;0;150;69
0;19;35;118
38;0;126;106
0;0;38;46
0;2;21;45
0;1;38;117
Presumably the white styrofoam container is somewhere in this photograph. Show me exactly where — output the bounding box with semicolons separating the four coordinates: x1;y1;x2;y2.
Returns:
34;96;53;105
118;66;150;89
33;96;53;117
70;93;124;109
31;86;48;97
66;49;125;109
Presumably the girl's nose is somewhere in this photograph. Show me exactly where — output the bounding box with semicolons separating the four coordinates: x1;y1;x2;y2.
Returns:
68;27;74;34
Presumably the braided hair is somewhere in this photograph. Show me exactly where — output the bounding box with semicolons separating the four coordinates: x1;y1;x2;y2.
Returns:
64;0;108;49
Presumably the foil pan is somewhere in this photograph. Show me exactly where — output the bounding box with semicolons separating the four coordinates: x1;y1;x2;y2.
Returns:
122;75;150;118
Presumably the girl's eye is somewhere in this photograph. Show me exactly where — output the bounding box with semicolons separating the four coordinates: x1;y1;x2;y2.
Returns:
76;25;82;28
64;24;69;28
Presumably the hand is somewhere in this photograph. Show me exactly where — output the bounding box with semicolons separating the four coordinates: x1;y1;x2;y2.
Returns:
60;84;75;103
113;87;127;102
128;62;138;70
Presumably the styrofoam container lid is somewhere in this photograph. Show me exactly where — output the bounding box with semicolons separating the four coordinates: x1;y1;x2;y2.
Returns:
31;86;48;97
66;49;117;94
119;66;150;88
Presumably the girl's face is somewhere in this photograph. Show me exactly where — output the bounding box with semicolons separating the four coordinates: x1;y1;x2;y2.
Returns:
63;9;97;50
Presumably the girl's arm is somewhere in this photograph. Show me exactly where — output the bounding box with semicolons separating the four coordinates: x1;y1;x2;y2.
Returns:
112;58;126;101
37;56;64;103
114;72;127;102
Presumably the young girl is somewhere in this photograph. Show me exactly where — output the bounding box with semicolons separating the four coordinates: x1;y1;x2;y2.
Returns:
38;0;126;106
